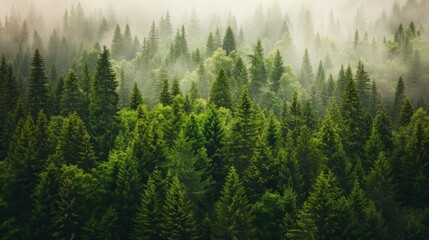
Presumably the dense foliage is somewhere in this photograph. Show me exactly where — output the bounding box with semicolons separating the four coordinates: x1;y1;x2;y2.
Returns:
1;1;429;239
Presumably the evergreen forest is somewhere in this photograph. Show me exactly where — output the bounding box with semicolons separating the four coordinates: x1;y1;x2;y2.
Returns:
1;0;429;239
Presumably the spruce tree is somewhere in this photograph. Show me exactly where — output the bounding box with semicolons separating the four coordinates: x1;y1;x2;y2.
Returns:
118;68;130;108
161;175;197;240
249;39;266;100
290;171;345;240
213;167;253;240
398;98;414;127
1;62;18;119
229;87;259;175
392;76;405;125
206;32;216;57
61;70;84;116
209;69;232;109
80;62;91;122
28;49;49;117
133;172;163;240
56;113;96;171
270;49;285;93
222;26;237;55
111;24;123;59
89;46;119;160
171;78;182;97
355;60;371;109
231;56;248;101
298;48;314;89
129;82;143;110
336;64;346;98
159;77;171;105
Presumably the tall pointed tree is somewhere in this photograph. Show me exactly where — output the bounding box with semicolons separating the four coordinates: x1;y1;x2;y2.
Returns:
392;76;405;125
28;49;49;117
161;175;197;240
130;82;143;110
298;48;314;89
213;167;253;240
222;26;237;55
89;46;119;160
209;69;232;109
61;70;83;116
270;49;285;93
249;39;266;100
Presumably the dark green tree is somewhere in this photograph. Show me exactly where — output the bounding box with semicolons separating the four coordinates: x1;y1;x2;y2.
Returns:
159;78;171;106
209;69;232;109
133;172;163;240
398;98;413;127
213;167;253;240
270;49;285;93
129;82;143;110
89;46;119;160
171;78;182;97
249;39;266;99
161;175;197;240
222;26;237;55
355;60;371;109
61;70;84;116
229;87;259;174
28;49;49;117
231;56;248;101
392;76;406;125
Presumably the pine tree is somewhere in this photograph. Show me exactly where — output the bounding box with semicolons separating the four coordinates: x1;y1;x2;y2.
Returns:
189;81;201;102
270;49;285;93
61;70;84;116
290;171;345;240
298;48;314;89
171;78;182;97
56;113;96;171
355;60;371;109
222;26;237;55
213;167;253;240
364;152;399;234
398;98;414;127
133;172;163;240
118;68;130;108
52;178;80;240
204;105;227;197
231;56;249;101
341;70;366;159
161;175;197;240
115;153;141;239
229;87;259;175
147;21;159;57
28;49;49;117
392;76;405;125
336;64;346;98
159;77;171;105
206;32;216;57
249;39;266;100
1;62;18;119
89;46;119;160
123;24;134;59
111;24;123;59
209;69;232;109
80;62;91;122
129;82;143;110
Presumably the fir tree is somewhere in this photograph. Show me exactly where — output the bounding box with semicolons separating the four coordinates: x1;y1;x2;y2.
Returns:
336;64;346;98
355;60;371;109
392;76;406;125
213;167;253;240
231;56;249;101
270;49;285;93
159;77;171;105
206;32;216;57
28;49;49;117
298;48;314;89
171;78;182;97
133;172;163;240
129;82;143;110
229;87;259;175
89;46;119;160
111;24;123;59
161;175;197;240
398;98;414;127
249;39;266;100
222;26;237;55
61;70;84;116
118;68;130;108
209;69;232;109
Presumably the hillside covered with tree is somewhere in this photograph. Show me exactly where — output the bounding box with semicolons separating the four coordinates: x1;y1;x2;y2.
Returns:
1;0;429;239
